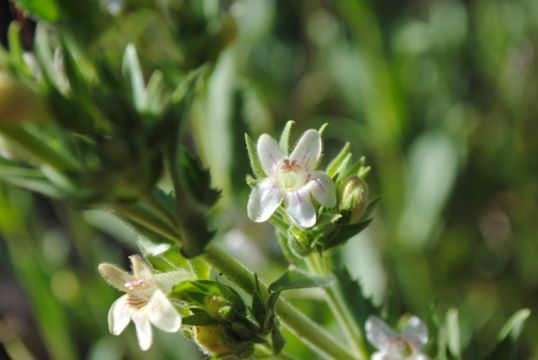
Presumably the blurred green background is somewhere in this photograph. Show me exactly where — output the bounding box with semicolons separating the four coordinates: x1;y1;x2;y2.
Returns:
1;0;537;359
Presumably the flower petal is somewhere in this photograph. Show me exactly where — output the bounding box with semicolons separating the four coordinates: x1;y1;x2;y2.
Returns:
412;354;430;360
402;316;428;348
285;190;316;228
307;171;336;207
365;316;398;351
108;294;131;335
257;134;285;176
372;352;389;360
247;179;283;222
98;263;133;291
289;129;321;171
130;255;154;281
133;310;153;351
147;290;182;332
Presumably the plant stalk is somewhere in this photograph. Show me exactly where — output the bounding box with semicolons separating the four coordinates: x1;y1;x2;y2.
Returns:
305;254;369;359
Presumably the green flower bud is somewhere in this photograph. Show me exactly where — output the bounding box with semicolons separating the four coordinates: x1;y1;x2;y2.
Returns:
193;324;253;358
339;176;369;224
205;295;230;319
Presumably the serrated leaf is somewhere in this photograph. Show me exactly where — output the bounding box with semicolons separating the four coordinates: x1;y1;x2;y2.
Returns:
178;149;221;208
279;120;294;154
326;142;350;178
334;267;379;328
268;267;332;293
245;133;265;178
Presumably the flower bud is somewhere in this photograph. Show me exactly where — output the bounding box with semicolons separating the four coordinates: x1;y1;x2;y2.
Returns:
339;177;369;224
0;71;51;125
193;325;253;358
205;295;230;319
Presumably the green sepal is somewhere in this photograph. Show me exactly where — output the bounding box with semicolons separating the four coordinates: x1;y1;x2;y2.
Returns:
320;218;372;251
245;133;266;178
279;120;294;154
183;310;222;326
326;142;350;178
216;279;247;315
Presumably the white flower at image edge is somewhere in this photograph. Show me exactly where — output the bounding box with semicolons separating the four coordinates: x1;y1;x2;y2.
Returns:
365;315;430;360
248;129;336;228
98;255;189;351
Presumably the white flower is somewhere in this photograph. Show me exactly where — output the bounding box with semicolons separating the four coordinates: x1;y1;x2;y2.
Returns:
365;315;430;360
98;255;190;351
247;129;336;228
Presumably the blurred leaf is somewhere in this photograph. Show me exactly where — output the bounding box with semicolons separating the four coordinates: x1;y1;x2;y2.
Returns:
484;309;531;360
268;266;332;293
14;0;60;21
446;308;461;359
122;44;145;111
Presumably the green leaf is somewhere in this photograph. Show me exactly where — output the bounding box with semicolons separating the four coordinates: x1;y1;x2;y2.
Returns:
446;308;461;358
245;133;266;178
251;275;267;326
178;149;221;208
326;142;350;178
183;310;221;326
216;279;247;315
171;280;219;305
321;218;372;251
14;0;60;21
122;44;146;111
268;267;332;293
279;120;294;154
484;309;531;360
271;326;286;354
334;268;379;328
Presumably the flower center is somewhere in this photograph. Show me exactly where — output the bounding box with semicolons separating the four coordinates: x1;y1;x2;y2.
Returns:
125;279;149;290
276;159;307;191
389;337;415;358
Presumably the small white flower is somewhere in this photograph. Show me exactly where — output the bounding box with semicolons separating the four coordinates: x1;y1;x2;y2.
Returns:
247;129;336;228
98;255;191;351
365;315;429;360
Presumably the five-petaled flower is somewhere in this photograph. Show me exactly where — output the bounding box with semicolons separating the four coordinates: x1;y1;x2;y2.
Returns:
365;315;430;360
98;255;189;351
247;129;336;228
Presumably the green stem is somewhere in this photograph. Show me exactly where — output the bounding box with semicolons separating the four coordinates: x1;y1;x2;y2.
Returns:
203;245;355;360
118;200;355;359
305;254;369;359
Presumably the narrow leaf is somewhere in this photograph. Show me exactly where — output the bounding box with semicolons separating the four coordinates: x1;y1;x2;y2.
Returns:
122;44;145;110
279;120;294;154
245;133;265;178
326;142;350;178
268;267;332;293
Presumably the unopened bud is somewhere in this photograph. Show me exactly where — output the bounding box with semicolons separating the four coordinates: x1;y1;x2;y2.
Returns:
205;295;229;319
193;325;253;357
0;71;51;125
339;177;369;223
